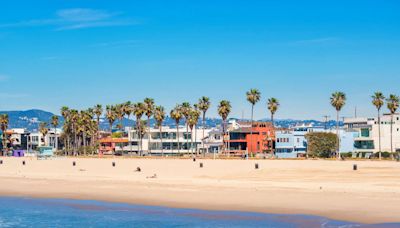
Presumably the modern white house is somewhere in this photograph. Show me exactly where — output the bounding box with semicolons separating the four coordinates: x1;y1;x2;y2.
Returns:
127;126;212;155
27;129;62;152
344;113;400;156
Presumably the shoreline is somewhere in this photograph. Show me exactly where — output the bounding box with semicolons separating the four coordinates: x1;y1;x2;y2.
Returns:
1;157;400;224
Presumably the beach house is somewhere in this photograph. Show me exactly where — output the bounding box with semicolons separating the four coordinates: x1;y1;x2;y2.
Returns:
344;113;400;157
226;121;275;156
127;126;211;156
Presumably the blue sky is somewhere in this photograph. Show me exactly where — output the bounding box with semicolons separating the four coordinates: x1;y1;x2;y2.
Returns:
0;0;399;120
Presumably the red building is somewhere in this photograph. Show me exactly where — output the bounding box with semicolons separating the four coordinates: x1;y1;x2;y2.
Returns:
99;137;128;156
226;121;275;156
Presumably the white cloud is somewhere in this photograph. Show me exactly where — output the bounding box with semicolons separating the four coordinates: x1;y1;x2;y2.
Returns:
57;8;113;22
0;8;138;30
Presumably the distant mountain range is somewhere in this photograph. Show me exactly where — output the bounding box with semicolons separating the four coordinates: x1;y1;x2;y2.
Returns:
0;109;341;131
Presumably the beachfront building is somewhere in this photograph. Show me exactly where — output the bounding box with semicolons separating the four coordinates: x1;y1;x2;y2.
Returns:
275;124;357;158
27;129;62;152
202;128;223;154
99;137;129;155
226;121;275;157
4;128;30;150
127;126;212;156
344;113;400;156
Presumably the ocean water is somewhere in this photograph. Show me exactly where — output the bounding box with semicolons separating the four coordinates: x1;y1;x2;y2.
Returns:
0;197;398;228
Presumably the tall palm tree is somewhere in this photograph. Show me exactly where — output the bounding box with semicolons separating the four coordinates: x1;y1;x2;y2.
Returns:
154;106;166;156
51;116;59;150
105;105;116;136
39;122;49;146
372;92;385;159
61;106;71;155
386;94;399;158
267;98;280;127
170;105;183;153
115;104;125;132
0;114;9;156
198;96;210;156
330;91;347;159
218;100;232;155
93;104;103;154
144;98;155;154
122;101;132;154
133;102;145;155
188;109;200;157
246;89;261;156
181;102;191;153
69;109;79;155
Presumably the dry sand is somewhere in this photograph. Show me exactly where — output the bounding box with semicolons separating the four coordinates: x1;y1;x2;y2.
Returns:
0;157;399;224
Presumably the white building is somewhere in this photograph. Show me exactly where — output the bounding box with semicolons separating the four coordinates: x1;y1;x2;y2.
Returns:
127;126;212;155
344;113;400;155
28;128;62;152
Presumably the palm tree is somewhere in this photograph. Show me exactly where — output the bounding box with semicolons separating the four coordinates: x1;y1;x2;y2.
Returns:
39;122;49;146
115;104;125;132
188;109;200;157
122;101;132;154
267;98;280;127
181;102;191;153
0;114;9;156
93;104;103;154
170;105;183;153
69;109;79;155
133;102;145;155
144;98;155;154
51;116;59;151
105;105;116;135
372;92;385;159
154;106;166;156
218;100;232;155
61;106;71;155
198;96;210;156
246;89;261;156
330;92;347;159
386;94;399;158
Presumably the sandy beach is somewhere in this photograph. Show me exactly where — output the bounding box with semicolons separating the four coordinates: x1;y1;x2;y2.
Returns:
0;157;399;224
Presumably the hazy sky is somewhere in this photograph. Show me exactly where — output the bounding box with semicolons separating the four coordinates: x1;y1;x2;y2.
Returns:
0;0;399;120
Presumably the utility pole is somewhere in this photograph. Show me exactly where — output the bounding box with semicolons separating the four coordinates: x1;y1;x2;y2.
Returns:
354;106;357;118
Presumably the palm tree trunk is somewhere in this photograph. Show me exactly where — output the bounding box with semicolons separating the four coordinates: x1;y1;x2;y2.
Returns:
177;125;180;153
186;124;189;154
271;113;274;155
202;113;205;157
378;109;382;160
191;128;194;158
336;111;340;159
160;125;163;157
391;114;394;159
195;124;198;156
249;104;254;158
148;117;151;155
54;127;58;152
